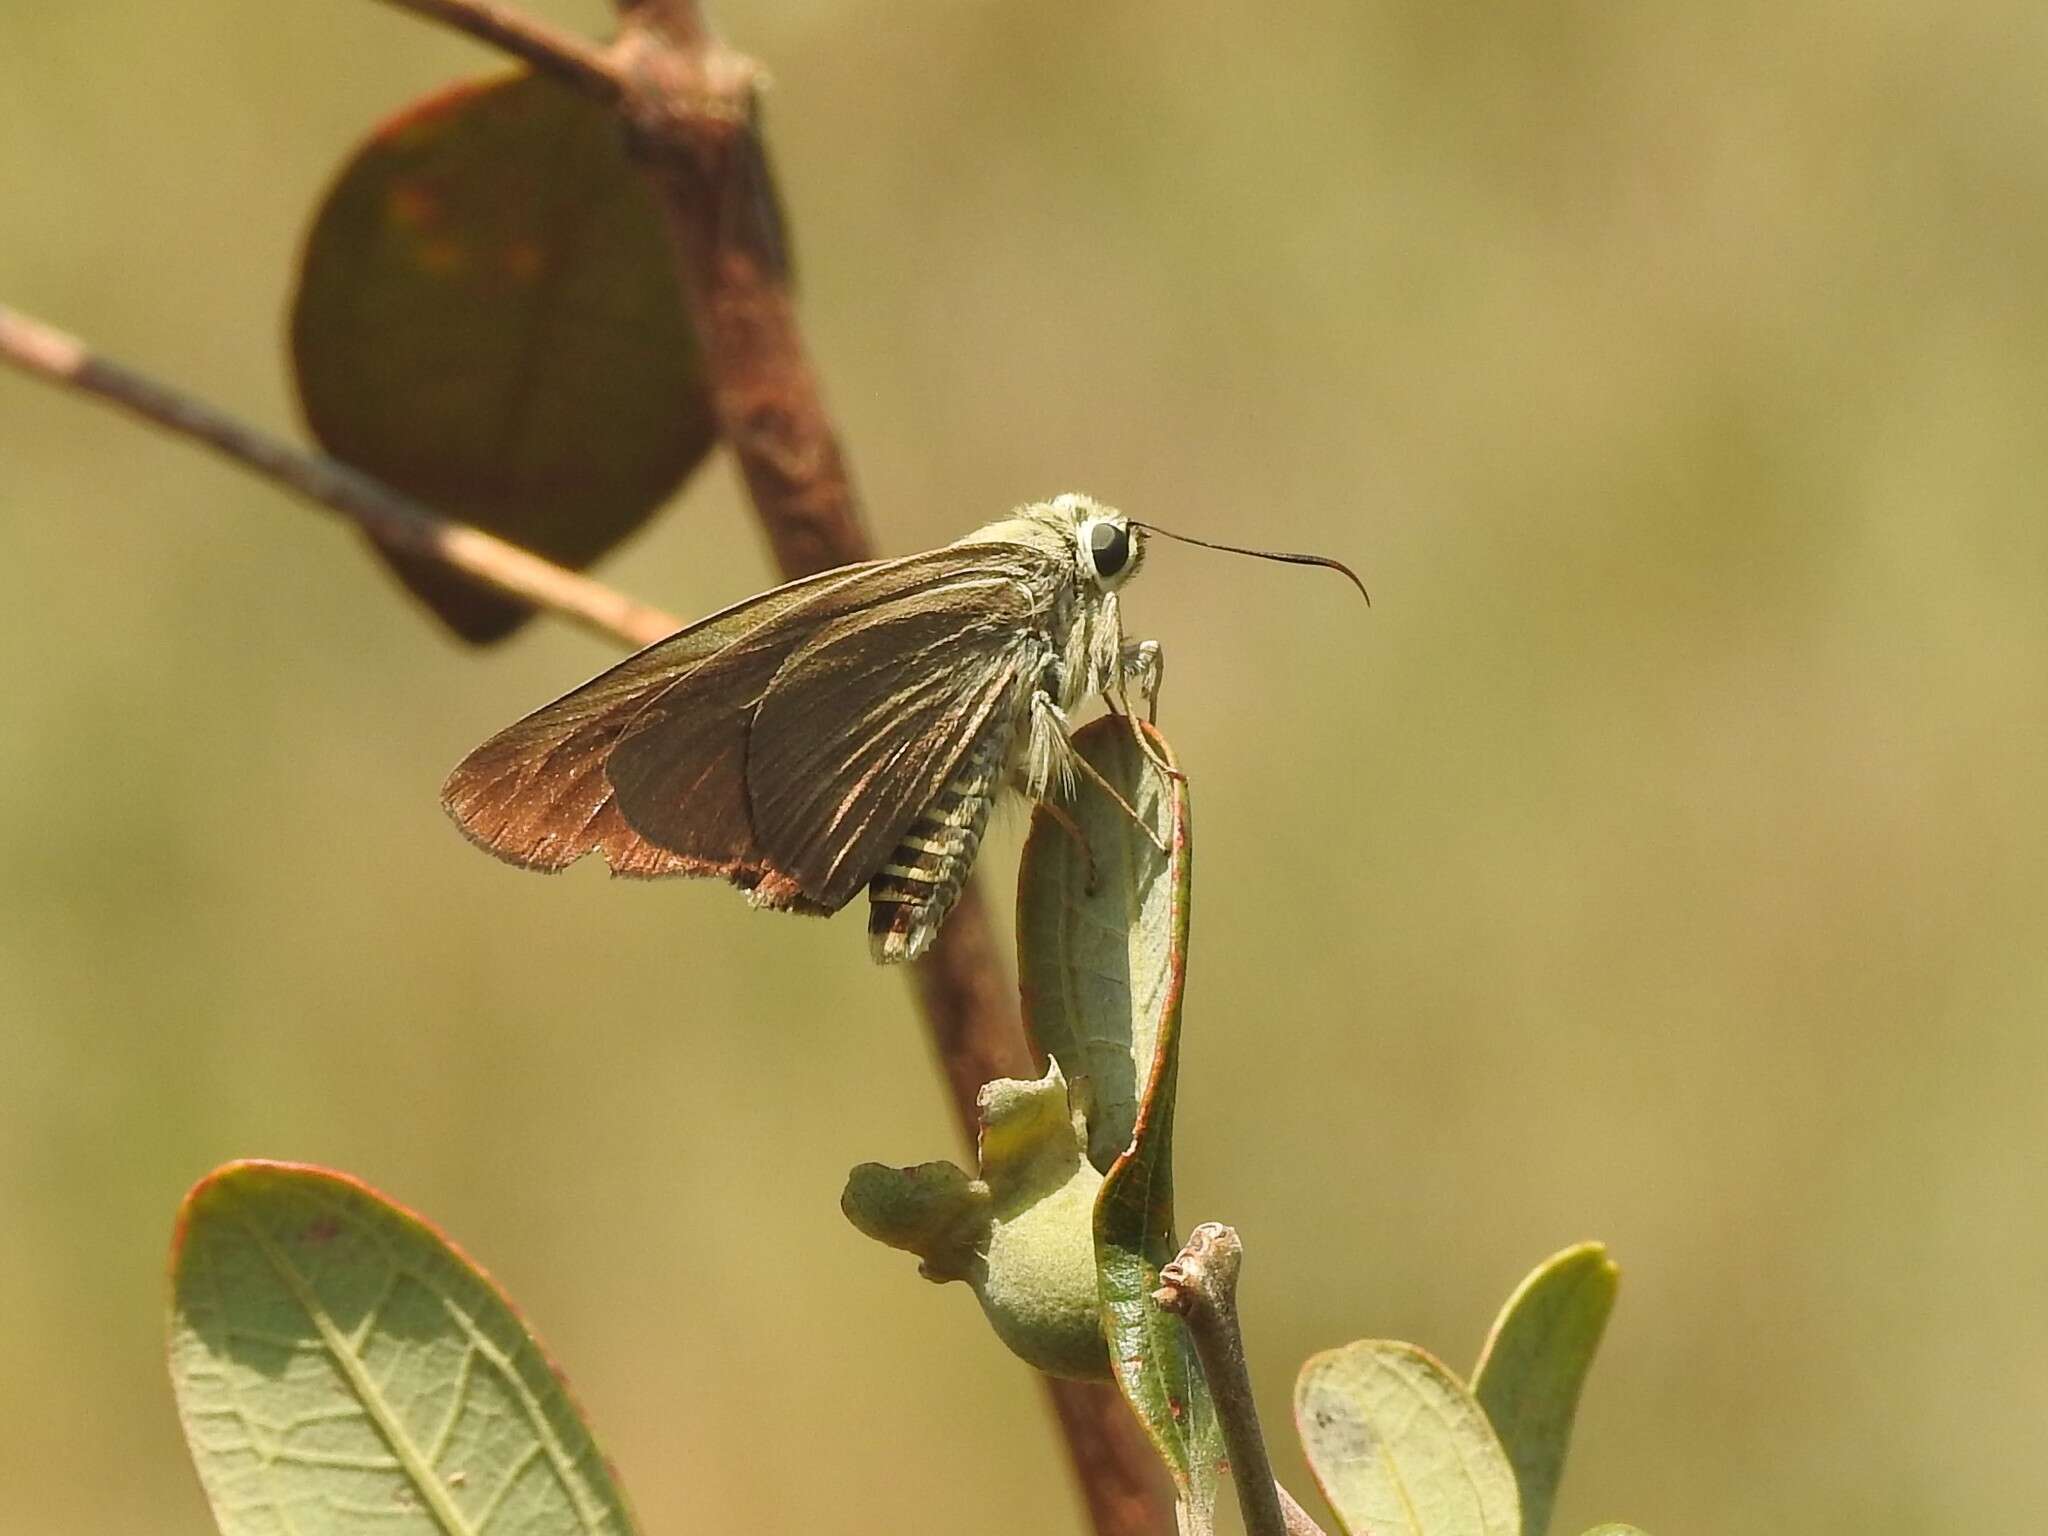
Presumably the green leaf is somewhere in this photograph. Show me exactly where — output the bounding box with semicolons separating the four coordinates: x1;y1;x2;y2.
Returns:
973;1067;1112;1380
1471;1243;1619;1536
1578;1526;1651;1535
1018;720;1217;1527
292;71;716;642
1295;1341;1520;1536
841;1158;989;1284
1019;717;1188;1173
842;1065;1111;1380
168;1160;635;1536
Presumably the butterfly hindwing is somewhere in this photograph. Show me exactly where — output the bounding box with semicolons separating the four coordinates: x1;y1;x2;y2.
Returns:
439;558;888;889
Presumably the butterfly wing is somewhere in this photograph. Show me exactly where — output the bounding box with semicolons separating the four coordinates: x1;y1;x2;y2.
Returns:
605;546;1065;911
440;558;888;888
448;538;1070;916
746;575;1045;907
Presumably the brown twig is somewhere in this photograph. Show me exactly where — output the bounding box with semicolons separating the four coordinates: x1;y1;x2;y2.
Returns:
584;20;1175;1523
363;0;1024;1149
0;305;681;650
1045;1379;1186;1536
580;10;1043;1114
611;0;708;46
1156;1224;1319;1536
609;29;870;584
369;0;624;101
1277;1484;1329;1536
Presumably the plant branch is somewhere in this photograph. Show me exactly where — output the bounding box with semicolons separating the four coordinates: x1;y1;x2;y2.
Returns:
1277;1484;1330;1536
611;0;708;48
368;0;624;101
595;5;1175;1533
25;0;1172;1523
1156;1224;1313;1536
584;6;1047;1120
0;305;682;651
1044;1377;1185;1536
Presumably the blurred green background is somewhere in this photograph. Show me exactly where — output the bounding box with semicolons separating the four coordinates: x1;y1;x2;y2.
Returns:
5;3;2046;1532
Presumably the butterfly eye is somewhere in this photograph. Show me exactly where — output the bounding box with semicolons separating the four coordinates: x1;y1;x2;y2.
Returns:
1087;519;1132;579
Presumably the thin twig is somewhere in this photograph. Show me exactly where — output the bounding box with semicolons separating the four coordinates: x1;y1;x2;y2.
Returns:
1277;1483;1330;1536
1044;1379;1186;1536
909;882;1037;1107
0;306;682;651
612;0;707;47
369;0;624;101
590;12;1176;1528
610;28;870;584
606;7;1177;1531
579;7;1046;1115
593;7;1173;1532
1156;1224;1315;1536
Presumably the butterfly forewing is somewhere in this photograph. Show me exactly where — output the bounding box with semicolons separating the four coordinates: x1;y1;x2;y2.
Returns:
563;541;1068;912
742;575;1045;907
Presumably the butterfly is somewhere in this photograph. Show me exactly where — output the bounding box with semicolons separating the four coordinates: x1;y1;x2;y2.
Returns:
442;493;1363;962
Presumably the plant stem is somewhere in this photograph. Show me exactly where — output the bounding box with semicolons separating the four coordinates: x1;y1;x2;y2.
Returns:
370;0;1037;1145
1277;1482;1330;1536
0;305;682;651
1157;1224;1321;1536
591;5;1176;1528
369;0;624;100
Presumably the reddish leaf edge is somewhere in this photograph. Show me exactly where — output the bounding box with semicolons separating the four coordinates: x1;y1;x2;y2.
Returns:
1114;721;1190;1159
369;72;507;142
167;1159;585;1401
1294;1338;1514;1536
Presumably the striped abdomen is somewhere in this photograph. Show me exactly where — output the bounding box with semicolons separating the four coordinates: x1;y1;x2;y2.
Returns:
867;727;1010;964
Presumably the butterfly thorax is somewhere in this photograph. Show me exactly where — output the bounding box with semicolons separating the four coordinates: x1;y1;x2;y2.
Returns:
867;504;1127;960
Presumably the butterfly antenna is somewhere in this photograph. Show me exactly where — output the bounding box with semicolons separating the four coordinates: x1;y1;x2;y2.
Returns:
1131;523;1371;605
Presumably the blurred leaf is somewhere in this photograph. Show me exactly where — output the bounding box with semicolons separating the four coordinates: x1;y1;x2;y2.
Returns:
292;71;715;641
1472;1243;1620;1536
1020;722;1217;1525
1577;1527;1651;1535
1295;1341;1520;1536
167;1160;634;1536
1019;718;1187;1172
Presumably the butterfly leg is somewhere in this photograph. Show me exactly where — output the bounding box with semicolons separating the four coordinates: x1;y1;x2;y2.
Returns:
1120;714;1185;807
1036;797;1101;894
1105;637;1184;795
1030;690;1170;855
1119;638;1164;724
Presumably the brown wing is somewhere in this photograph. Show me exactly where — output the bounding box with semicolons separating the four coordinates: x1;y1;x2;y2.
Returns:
742;575;1044;908
440;559;886;892
595;544;1065;911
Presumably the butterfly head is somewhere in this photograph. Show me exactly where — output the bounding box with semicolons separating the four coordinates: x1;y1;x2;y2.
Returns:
1046;492;1145;593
